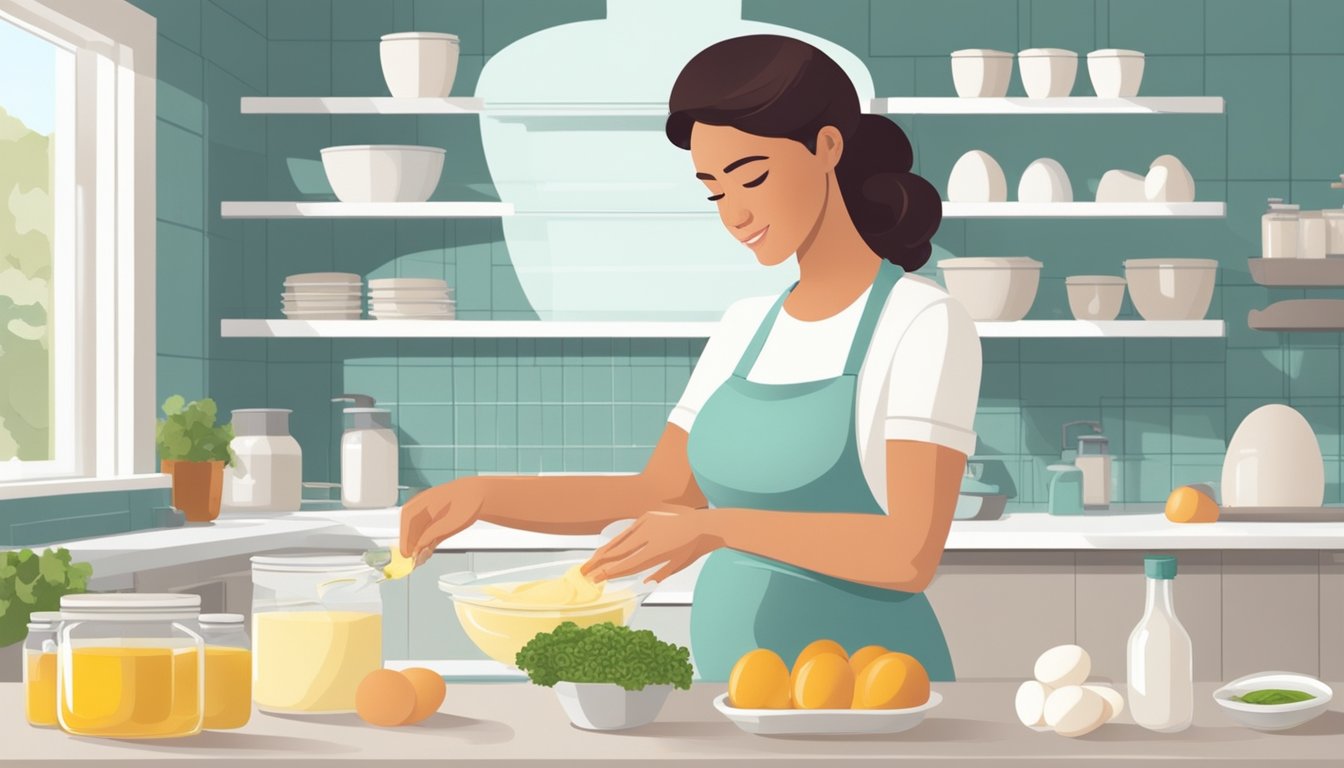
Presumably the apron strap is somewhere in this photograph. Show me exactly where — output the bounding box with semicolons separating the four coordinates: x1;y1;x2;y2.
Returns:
842;261;903;376
732;281;797;379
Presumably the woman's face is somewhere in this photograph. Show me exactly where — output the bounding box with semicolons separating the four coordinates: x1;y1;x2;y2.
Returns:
690;123;839;266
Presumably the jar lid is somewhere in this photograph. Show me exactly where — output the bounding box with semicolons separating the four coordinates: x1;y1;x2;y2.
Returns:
1018;48;1078;58
251;554;370;573
950;48;1013;58
61;593;201;620
1087;48;1144;58
27;611;62;626
199;613;245;625
381;32;459;42
232;408;292;437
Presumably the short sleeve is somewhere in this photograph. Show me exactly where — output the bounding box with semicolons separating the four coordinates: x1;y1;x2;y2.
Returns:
667;298;767;432
883;299;981;456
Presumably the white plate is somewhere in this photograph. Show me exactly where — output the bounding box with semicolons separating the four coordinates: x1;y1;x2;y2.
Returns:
712;692;942;736
370;313;454;320
1213;672;1332;731
367;291;453;300
368;278;450;290
284;272;362;285
282;311;363;319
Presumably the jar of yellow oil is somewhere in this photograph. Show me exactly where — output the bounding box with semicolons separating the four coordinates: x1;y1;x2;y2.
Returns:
56;594;204;739
197;614;251;729
250;555;382;714
23;611;62;727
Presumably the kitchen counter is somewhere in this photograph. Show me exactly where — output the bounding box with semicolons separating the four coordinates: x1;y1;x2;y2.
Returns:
7;682;1344;766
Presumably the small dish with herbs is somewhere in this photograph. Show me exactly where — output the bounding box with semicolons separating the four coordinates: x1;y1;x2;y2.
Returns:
1213;672;1333;732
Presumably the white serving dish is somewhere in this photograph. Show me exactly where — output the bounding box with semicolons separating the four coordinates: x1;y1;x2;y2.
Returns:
380;32;460;99
1096;169;1147;202
950;49;1013;98
553;682;672;731
713;692;942;736
1018;158;1072;203
1086;49;1144;98
320;145;446;203
937;257;1042;321
284;272;362;286
1065;275;1126;321
1213;672;1332;732
1222;405;1325;508
1122;258;1217;321
1017;48;1078;99
948;150;1008;203
368;278;451;290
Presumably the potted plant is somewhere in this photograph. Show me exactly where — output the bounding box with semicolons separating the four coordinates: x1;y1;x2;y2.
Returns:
515;621;693;731
156;395;233;523
0;548;92;681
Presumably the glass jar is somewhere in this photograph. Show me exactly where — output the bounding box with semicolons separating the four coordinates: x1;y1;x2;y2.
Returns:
222;408;303;513
57;594;204;739
1298;211;1327;259
23;611;61;727
250;555;383;714
1324;208;1344;256
1261;198;1300;259
198;614;251;730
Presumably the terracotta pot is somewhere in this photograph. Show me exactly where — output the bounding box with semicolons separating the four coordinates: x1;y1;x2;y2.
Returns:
161;459;224;523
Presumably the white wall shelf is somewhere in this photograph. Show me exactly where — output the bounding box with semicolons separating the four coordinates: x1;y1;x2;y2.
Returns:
221;318;1225;340
241;96;485;114
942;202;1225;218
220;201;514;219
876;96;1225;115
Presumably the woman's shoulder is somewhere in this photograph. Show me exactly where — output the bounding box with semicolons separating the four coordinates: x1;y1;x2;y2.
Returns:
880;272;977;336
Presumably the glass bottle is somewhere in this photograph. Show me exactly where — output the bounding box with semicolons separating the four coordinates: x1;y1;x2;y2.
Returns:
23;611;61;727
198;614;252;730
1127;555;1193;733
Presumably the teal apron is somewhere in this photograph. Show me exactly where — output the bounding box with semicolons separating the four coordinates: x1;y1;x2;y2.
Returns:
686;261;955;682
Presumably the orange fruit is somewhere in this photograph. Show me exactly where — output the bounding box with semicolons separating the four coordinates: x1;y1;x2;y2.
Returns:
728;649;791;709
791;653;854;709
402;667;447;724
1165;485;1219;524
848;644;889;678
852;652;930;709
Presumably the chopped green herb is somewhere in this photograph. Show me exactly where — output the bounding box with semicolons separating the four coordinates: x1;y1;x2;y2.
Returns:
1233;689;1316;705
515;621;693;692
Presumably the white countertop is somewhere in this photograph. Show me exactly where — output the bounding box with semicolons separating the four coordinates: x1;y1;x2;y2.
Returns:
48;505;1344;586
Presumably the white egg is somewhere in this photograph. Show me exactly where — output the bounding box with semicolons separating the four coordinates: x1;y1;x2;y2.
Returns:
1144;154;1195;202
1016;680;1054;730
1095;169;1146;202
1034;644;1091;688
948;150;1007;202
1044;685;1107;738
1222;404;1325;508
1083;684;1125;722
1018;158;1073;203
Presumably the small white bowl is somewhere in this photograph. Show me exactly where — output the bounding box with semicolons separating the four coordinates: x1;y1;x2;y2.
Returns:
1065;275;1126;321
320;144;446;203
950;49;1014;98
1017;48;1078;99
1087;49;1145;98
380;32;460;98
1213;672;1333;732
553;682;672;731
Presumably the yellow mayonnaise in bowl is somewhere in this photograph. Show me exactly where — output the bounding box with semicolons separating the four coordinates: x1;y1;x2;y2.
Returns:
438;559;656;666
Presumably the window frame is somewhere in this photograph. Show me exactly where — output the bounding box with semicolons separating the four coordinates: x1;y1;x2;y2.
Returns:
0;0;160;499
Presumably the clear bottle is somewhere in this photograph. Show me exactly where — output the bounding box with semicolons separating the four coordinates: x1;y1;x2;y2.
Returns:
333;394;399;509
197;614;252;730
1127;555;1193;733
22;611;61;728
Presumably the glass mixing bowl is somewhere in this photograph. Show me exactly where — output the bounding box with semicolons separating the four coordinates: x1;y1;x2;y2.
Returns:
438;558;657;666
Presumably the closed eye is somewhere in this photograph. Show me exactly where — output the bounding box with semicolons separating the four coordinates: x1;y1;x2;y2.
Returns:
707;192;724;202
742;171;768;188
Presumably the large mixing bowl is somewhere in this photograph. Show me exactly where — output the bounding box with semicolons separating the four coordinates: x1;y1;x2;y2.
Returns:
937;257;1042;321
439;559;656;666
1123;259;1217;321
319;145;445;203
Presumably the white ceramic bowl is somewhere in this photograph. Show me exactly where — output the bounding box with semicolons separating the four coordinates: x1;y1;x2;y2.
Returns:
320;145;446;203
1086;49;1145;98
947;150;1008;203
1213;673;1332;732
714;692;942;736
1018;48;1078;99
1065;276;1126;321
1018;158;1072;203
554;683;672;731
380;32;460;98
1123;258;1217;320
950;49;1014;97
1096;169;1147;202
937;257;1042;321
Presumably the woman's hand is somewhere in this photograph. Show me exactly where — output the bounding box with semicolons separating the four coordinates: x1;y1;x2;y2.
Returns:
399;477;488;563
581;504;723;584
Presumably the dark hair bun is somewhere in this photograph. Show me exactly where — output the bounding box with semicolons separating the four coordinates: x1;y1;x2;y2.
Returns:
835;115;943;271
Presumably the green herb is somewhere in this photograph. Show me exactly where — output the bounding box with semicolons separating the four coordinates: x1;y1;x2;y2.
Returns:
516;621;693;691
155;395;234;466
0;548;93;647
1233;689;1316;705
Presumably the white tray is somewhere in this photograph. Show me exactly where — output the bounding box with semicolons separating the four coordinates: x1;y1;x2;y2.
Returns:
712;691;941;736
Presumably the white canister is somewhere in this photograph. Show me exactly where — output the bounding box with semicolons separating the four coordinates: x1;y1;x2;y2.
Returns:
1261;198;1299;259
223;409;303;513
1085;49;1145;98
1298;211;1327;259
379;32;460;98
1324;208;1344;256
1017;48;1078;99
340;408;399;509
950;49;1014;97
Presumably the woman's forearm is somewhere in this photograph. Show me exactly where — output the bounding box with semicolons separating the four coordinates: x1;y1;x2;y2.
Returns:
473;474;658;535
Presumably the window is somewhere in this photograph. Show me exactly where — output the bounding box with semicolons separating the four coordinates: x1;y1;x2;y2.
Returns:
0;0;157;498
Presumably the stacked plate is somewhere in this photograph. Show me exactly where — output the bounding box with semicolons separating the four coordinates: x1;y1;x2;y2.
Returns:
282;273;363;319
368;278;455;320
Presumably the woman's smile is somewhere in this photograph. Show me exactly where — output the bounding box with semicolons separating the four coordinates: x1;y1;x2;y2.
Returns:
741;226;769;247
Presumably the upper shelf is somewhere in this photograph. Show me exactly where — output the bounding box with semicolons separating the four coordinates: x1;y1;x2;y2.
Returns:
221;319;1226;340
942;202;1225;218
220;202;514;219
241;97;484;114
1248;258;1344;287
876;96;1225;115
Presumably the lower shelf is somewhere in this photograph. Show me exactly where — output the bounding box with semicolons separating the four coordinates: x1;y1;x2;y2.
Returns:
220;319;1226;339
1248;300;1344;332
1249;258;1344;287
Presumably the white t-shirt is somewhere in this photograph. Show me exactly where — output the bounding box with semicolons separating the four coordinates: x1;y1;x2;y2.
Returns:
668;273;983;512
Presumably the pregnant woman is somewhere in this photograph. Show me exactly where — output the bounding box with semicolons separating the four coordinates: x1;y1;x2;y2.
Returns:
399;35;981;681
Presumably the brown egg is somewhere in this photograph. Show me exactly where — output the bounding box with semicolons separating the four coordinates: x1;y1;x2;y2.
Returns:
728;649;791;709
791;653;854;710
356;669;417;727
848;644;889;678
402;667;447;724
